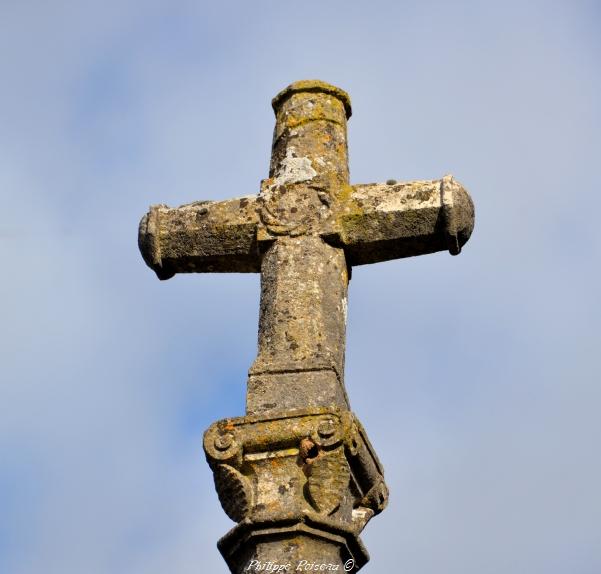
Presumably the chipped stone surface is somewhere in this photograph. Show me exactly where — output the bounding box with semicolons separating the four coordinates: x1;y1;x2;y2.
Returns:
138;79;475;573
272;148;318;185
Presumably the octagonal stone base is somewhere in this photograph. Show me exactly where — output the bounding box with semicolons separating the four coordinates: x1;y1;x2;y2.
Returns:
218;514;369;574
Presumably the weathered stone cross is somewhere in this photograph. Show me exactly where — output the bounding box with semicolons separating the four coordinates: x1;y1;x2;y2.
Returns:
139;80;474;573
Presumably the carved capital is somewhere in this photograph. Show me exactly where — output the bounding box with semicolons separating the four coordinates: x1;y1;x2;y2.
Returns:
203;408;388;534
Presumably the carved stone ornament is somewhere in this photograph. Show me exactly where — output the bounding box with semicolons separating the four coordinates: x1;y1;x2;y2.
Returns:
258;177;333;238
213;463;253;522
306;446;350;515
203;407;387;540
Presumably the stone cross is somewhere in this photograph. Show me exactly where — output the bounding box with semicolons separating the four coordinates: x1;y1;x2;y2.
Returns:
139;80;474;573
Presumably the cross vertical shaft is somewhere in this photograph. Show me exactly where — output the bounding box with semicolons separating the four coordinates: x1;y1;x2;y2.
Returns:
249;236;349;415
248;82;353;416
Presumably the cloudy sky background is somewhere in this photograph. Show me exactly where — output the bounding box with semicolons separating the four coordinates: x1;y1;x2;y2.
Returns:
1;1;600;573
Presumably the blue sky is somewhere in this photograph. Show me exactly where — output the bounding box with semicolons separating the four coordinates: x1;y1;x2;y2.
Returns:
1;1;600;573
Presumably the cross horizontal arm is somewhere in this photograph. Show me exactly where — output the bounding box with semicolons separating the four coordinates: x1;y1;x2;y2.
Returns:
337;175;474;266
138;195;260;279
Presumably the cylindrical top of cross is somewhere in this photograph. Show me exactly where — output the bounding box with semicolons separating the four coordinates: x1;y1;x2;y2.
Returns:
270;80;352;190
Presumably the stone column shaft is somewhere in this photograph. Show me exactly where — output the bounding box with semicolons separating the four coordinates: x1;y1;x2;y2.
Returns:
247;236;349;416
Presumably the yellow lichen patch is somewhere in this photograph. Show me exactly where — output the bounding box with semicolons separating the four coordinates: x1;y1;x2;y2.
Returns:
272;80;352;118
332;183;366;240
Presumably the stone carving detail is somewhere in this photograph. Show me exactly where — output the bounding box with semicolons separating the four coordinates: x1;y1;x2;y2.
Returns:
299;437;318;461
203;408;386;534
259;181;332;238
306;446;350;515
213;463;253;522
360;477;389;513
350;476;390;531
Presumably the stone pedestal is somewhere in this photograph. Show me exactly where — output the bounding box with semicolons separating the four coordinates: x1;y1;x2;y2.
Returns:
204;408;388;573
